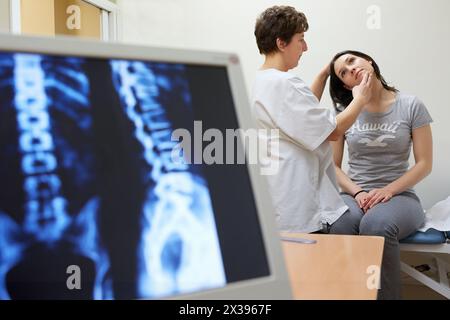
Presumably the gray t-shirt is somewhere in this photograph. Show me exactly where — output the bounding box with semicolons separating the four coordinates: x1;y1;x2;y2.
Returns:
345;93;433;195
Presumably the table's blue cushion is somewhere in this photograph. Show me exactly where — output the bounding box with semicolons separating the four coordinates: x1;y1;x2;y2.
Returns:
400;228;447;244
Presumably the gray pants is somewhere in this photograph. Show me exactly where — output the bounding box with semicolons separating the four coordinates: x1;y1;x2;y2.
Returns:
329;192;425;300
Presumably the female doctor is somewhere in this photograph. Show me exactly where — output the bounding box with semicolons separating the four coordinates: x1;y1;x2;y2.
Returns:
252;5;374;233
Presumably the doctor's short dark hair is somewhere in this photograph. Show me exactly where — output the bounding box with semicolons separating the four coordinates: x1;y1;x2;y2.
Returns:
254;5;309;55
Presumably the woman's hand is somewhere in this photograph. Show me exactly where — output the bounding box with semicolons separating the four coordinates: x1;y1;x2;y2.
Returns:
362;187;394;212
352;71;374;105
354;191;369;209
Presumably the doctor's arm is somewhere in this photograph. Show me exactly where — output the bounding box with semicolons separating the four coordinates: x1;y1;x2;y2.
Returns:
326;72;374;141
311;64;330;101
363;125;433;210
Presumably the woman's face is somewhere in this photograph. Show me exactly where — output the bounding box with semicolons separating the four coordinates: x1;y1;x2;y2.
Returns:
282;32;308;70
334;54;374;89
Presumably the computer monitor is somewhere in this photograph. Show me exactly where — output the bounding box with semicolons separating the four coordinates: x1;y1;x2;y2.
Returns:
0;33;291;300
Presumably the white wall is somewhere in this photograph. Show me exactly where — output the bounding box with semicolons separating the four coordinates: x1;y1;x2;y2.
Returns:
117;0;450;209
0;0;10;32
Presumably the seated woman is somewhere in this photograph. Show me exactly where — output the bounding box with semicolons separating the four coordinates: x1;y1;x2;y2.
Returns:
328;50;433;299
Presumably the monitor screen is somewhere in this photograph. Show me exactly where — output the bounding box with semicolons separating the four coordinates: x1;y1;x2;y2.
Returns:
0;34;291;300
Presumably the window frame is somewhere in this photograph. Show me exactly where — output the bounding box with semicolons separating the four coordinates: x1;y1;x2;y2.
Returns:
9;0;118;41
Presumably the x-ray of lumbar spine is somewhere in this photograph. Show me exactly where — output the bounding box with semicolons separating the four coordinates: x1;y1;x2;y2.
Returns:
0;54;111;299
111;61;226;298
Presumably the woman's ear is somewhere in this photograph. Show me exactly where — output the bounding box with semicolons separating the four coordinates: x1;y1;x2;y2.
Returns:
276;38;287;52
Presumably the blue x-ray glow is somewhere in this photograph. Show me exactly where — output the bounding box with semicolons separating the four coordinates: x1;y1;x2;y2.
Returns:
0;52;226;300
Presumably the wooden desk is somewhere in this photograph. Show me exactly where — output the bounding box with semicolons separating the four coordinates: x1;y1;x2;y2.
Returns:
282;233;384;300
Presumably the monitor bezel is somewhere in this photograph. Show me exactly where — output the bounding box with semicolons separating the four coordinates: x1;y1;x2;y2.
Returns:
0;33;292;300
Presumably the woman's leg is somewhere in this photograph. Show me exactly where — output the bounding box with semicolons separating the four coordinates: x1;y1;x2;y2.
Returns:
359;193;425;300
329;193;364;235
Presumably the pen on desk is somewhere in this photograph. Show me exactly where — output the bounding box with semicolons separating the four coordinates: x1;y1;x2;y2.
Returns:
281;237;317;244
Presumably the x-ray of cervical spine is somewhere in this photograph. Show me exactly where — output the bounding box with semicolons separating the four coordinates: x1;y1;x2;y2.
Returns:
0;52;226;299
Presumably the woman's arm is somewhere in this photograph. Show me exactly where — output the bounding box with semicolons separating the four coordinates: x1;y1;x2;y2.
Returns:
363;124;433;210
311;64;330;101
332;135;369;208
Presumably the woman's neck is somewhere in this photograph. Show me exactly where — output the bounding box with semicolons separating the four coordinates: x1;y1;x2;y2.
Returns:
261;54;288;72
365;80;396;113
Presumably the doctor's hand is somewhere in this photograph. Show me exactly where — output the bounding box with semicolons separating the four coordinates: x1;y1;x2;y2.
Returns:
352;71;374;105
321;62;331;78
315;63;331;83
362;187;394;212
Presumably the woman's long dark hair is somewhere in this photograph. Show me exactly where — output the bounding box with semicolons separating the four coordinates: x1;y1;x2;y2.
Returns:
329;50;398;112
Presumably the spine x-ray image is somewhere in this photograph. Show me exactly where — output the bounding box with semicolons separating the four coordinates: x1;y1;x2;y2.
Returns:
0;52;226;300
